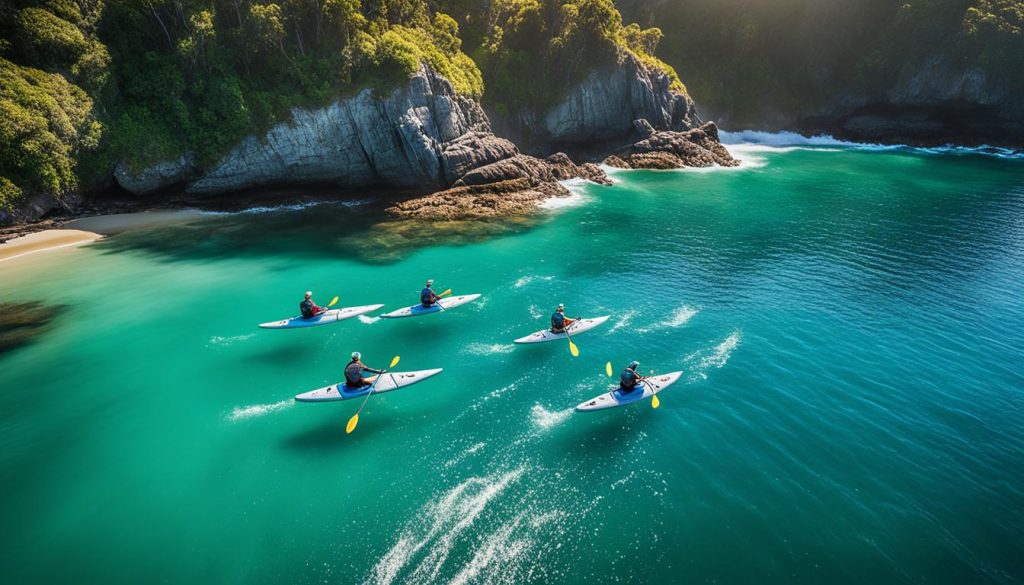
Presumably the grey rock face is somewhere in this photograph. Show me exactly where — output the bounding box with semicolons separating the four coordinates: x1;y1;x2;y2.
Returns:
115;63;492;196
540;51;701;143
114;155;197;195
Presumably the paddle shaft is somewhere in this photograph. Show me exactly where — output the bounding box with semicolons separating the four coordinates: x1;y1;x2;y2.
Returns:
351;368;388;421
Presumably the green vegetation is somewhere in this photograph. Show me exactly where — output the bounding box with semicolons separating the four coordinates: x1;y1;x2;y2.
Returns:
0;0;484;214
439;0;682;118
621;0;1024;128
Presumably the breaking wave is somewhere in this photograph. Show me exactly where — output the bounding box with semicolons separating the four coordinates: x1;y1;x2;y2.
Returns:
720;129;1024;159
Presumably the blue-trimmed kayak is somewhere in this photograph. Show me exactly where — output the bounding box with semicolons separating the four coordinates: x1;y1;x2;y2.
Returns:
575;371;684;412
258;304;384;329
294;368;444;402
379;294;481;318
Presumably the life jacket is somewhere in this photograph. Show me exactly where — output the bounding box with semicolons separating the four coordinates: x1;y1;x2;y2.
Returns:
620;368;639;390
551;311;566;331
421;287;435;306
345;362;364;387
300;299;315;318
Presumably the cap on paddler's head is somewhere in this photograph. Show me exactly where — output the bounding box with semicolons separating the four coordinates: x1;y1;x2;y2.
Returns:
351;351;361;360
305;291;312;298
628;360;640;369
426;279;434;286
557;303;564;310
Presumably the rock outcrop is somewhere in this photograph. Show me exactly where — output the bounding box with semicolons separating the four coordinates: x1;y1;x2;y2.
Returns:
116;63;495;195
512;51;701;147
389;152;610;220
603;121;738;170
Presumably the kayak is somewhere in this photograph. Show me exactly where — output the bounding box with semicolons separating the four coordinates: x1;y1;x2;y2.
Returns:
514;315;610;344
294;368;444;402
379;294;482;318
575;371;684;412
258;304;384;329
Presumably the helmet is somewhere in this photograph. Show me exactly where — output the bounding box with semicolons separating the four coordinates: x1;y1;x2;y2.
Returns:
628;360;640;369
352;351;361;359
305;291;312;298
426;279;434;286
557;303;564;310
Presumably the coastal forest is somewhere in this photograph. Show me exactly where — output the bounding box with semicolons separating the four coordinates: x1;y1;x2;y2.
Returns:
1;0;1022;220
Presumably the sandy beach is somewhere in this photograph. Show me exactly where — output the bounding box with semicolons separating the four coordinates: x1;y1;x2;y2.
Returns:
0;229;103;263
0;209;212;263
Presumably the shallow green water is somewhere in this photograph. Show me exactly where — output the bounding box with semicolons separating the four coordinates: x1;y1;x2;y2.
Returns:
2;144;1023;584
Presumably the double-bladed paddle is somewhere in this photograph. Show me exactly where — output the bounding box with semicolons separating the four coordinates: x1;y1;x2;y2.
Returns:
605;361;660;408
346;355;400;434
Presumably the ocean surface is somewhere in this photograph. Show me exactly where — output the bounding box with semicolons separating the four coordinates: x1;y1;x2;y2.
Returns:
2;138;1023;584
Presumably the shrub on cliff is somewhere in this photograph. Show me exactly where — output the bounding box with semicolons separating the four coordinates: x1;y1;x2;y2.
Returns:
441;0;682;117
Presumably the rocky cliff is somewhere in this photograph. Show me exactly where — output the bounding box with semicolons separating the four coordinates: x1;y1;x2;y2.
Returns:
504;51;702;149
77;55;732;224
115;63;499;195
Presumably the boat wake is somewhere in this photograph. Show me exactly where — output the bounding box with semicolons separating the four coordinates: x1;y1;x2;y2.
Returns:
206;333;256;347
638;305;698;333
513;275;554;288
530;405;573;430
464;342;516;356
609;309;638;333
359;315;380;324
227;399;292;421
684;331;741;381
368;468;534;585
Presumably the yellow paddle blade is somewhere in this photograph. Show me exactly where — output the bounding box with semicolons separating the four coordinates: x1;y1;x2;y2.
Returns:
389;355;400;368
439;289;452;297
346;413;359;434
328;296;339;307
569;339;579;357
605;362;613;377
652;394;661;409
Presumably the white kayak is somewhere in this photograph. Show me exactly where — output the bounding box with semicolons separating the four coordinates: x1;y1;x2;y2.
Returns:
294;368;444;402
258;304;384;329
379;294;481;319
514;315;610;344
575;371;684;412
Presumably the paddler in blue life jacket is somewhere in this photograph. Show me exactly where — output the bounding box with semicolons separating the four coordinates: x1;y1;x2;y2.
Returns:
299;291;326;319
344;352;384;389
420;279;441;308
550;304;577;334
619;361;646;394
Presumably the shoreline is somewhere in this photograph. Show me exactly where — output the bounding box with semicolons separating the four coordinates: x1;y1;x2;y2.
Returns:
0;229;104;263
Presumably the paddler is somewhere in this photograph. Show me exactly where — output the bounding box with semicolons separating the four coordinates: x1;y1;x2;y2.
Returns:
420;279;441;308
344;352;385;389
299;291;327;319
550;303;577;334
619;361;645;394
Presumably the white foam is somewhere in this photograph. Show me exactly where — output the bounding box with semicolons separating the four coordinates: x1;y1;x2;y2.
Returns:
464;343;516;356
207;333;256;347
447;514;531;585
530;405;573;430
369;468;526;585
720;129;1024;159
685;330;741;381
541;179;593;212
359;315;380;324
227;399;292;421
527;304;544;320
513;275;554;288
609;309;639;333
638;305;698;333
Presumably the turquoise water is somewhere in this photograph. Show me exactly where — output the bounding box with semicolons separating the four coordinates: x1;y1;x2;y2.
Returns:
2;144;1023;584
